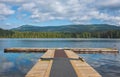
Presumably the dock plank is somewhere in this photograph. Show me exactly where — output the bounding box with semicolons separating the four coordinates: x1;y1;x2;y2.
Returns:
4;48;47;53
64;50;79;59
65;50;102;77
4;48;119;54
44;60;53;77
41;49;55;59
25;50;55;77
25;59;53;77
72;48;118;54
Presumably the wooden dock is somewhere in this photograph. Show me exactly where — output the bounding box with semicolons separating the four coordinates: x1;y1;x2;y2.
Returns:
72;48;118;54
65;50;101;77
4;48;119;54
26;49;55;77
4;48;119;77
25;49;102;77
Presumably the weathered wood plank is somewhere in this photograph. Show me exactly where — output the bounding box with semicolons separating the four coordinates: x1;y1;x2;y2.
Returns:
25;50;55;77
4;48;48;53
44;60;53;77
65;50;102;77
41;49;55;59
72;48;118;54
25;59;53;77
64;50;79;59
4;48;119;54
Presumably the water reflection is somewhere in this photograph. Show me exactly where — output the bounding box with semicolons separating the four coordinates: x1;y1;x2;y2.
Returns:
0;52;43;77
0;38;120;77
79;53;120;77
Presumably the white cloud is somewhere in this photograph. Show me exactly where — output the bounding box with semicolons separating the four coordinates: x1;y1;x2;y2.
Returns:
0;0;29;4
1;0;120;26
97;0;120;7
0;3;15;20
0;3;14;15
18;2;36;12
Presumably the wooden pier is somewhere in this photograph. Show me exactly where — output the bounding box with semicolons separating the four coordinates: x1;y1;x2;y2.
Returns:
26;50;55;77
4;48;119;54
65;50;101;77
25;49;104;77
4;48;119;77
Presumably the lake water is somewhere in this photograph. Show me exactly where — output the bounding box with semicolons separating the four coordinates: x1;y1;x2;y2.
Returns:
0;38;120;77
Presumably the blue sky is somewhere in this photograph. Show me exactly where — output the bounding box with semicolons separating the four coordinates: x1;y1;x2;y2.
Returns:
0;0;120;29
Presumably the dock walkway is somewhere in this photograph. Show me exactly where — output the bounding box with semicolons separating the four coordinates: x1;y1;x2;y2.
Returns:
26;49;102;77
50;49;77;77
65;50;101;77
25;50;55;77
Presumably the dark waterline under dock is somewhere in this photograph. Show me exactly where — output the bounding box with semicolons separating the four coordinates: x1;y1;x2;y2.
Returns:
4;48;119;77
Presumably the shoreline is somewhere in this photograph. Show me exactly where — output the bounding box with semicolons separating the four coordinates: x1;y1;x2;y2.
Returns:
0;38;120;40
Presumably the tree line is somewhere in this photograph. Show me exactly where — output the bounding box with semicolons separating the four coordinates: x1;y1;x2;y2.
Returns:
0;29;120;38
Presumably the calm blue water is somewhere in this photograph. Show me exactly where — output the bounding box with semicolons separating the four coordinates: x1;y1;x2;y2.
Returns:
0;38;120;77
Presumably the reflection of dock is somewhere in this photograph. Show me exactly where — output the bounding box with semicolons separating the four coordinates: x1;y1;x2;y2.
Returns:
4;48;119;77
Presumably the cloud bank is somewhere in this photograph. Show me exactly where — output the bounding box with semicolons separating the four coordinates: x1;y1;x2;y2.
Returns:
0;0;120;26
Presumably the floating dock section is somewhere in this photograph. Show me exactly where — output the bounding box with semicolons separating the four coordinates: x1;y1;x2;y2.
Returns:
26;50;55;77
4;48;119;77
4;48;119;54
25;49;102;77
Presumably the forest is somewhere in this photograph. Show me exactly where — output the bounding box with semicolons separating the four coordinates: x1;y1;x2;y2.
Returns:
0;28;120;38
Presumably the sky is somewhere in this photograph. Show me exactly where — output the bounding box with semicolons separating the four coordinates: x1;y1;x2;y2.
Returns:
0;0;120;29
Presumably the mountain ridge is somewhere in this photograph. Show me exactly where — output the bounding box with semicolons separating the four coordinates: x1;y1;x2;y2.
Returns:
11;24;120;32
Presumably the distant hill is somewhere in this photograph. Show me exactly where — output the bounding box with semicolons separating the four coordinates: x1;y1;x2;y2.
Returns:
11;24;120;32
0;28;14;37
0;28;13;33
